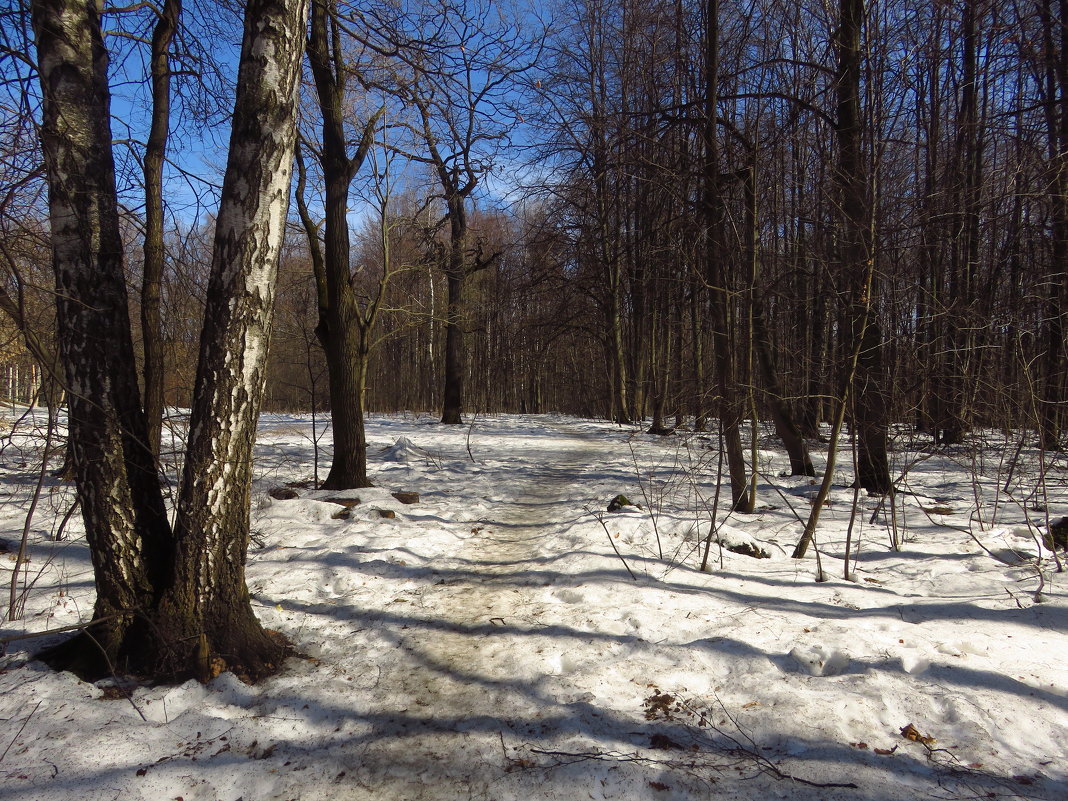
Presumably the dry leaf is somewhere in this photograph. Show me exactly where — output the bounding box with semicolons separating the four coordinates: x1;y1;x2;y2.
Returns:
900;723;936;746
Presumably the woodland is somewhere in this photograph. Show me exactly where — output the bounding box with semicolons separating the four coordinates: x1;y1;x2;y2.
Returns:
0;0;1066;679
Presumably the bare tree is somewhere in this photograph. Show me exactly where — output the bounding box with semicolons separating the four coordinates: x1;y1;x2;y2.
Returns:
140;0;181;460
395;0;533;424
295;0;384;488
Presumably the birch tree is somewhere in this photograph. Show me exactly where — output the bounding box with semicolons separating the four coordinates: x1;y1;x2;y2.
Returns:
33;0;309;681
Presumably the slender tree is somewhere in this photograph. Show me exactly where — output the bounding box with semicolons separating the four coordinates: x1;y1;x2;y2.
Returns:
140;0;180;460
297;0;384;488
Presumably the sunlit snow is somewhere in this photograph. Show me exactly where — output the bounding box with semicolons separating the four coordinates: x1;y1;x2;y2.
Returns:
1;411;1065;800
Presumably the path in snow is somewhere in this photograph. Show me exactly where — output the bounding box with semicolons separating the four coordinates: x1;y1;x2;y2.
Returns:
323;426;638;799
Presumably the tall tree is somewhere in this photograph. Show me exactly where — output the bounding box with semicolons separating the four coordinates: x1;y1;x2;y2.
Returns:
703;0;750;509
836;0;891;493
399;0;531;424
1036;0;1068;451
33;0;309;680
297;0;383;489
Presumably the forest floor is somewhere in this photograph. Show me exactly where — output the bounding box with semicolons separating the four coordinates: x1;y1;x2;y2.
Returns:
0;411;1066;800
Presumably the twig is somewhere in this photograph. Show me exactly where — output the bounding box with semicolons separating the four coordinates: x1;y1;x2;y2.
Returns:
81;625;147;722
0;700;41;763
591;510;638;580
7;412;56;621
679;695;859;789
465;411;480;464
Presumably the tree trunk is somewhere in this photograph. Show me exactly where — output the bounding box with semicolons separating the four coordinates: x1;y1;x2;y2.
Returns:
32;0;175;675
166;0;308;680
837;0;891;493
304;0;382;487
141;0;180;462
441;197;467;424
703;0;750;509
744;163;814;477
1039;0;1068;451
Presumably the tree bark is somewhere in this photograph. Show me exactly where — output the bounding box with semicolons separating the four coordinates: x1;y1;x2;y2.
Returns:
32;0;175;672
167;0;309;680
1039;0;1068;451
304;0;381;486
744;163;814;476
836;0;891;493
703;0;750;509
439;195;467;424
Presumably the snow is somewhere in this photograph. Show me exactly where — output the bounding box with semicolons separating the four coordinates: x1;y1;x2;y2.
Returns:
1;411;1066;800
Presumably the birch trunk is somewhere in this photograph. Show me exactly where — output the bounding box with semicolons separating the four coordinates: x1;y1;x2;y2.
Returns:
32;0;173;672
167;0;309;680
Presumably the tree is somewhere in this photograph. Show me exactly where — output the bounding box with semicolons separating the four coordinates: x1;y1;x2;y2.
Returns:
702;0;751;509
835;0;891;494
296;0;384;489
397;0;532;424
1035;0;1068;451
141;0;181;461
33;0;309;681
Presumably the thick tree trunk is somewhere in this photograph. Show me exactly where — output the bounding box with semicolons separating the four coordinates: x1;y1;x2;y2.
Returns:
32;0;175;674
167;0;308;680
306;0;378;487
441;267;466;424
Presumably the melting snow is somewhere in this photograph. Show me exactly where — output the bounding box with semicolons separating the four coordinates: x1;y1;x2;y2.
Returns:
1;412;1066;800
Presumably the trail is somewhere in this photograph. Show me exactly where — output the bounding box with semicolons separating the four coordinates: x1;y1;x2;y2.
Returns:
343;427;625;799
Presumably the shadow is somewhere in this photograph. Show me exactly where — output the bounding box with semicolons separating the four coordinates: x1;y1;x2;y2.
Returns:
4;415;1065;801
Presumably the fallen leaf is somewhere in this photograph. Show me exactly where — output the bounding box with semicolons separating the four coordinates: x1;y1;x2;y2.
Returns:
900;723;936;746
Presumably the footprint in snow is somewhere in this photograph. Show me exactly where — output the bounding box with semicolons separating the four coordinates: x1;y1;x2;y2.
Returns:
552;588;584;604
789;644;850;676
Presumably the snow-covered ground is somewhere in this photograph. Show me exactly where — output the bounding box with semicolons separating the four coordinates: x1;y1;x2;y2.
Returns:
1;411;1065;800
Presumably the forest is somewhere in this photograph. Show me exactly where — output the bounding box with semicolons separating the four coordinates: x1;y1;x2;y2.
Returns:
0;1;1067;799
2;0;1065;465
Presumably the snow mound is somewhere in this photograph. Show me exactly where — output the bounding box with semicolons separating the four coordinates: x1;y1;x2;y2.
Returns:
380;435;423;462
